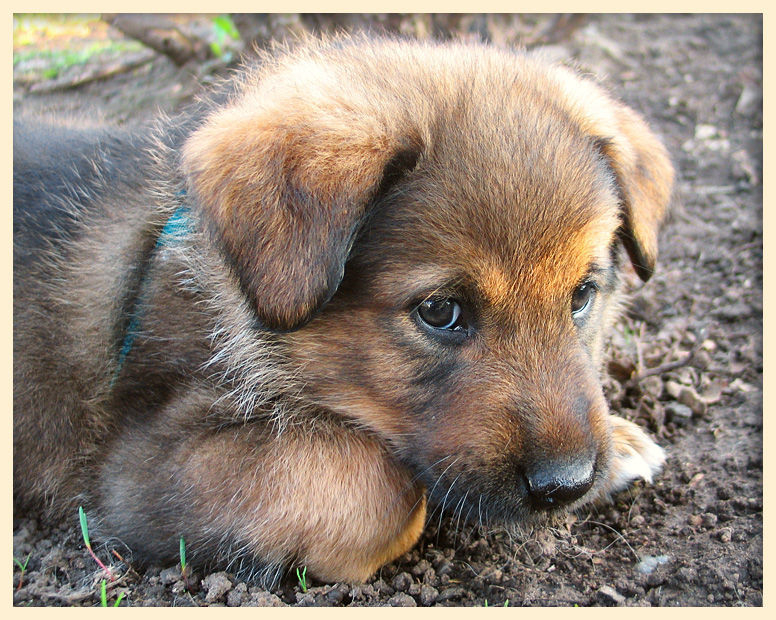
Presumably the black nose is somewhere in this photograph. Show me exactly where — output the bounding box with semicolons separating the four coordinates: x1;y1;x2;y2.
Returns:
524;460;595;510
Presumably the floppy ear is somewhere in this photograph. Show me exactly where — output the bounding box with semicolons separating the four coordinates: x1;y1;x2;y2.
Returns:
182;94;421;331
596;103;674;282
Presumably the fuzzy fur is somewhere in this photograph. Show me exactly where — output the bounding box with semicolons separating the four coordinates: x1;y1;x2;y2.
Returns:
13;35;673;585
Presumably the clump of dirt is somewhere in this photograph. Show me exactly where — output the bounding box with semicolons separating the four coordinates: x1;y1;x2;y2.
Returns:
13;14;762;606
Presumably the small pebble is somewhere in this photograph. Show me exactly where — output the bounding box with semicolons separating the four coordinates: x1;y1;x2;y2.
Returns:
295;592;315;606
688;473;705;488
736;84;762;116
597;585;626;606
436;586;465;602
171;580;187;596
719;528;733;543
202;572;233;603
666;402;694;423
636;555;670;574
373;579;395;596
694;124;719;140
388;592;417;607
677;386;708;416
642;375;664;398
665;381;683;399
392;571;413;592
419;585;439;606
159;566;182;585
630;515;646;528
226;582;248;607
250;591;287;607
410;560;431;577
13;528;31;547
325;589;344;605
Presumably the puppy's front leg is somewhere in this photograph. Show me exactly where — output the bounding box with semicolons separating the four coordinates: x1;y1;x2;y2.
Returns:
97;411;426;584
597;415;666;499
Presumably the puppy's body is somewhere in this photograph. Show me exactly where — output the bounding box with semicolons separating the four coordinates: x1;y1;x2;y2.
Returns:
14;36;673;584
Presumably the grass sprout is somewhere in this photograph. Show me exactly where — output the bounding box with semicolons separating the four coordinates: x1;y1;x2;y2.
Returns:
13;553;32;591
100;579;125;607
78;506;114;580
179;537;187;576
296;566;308;593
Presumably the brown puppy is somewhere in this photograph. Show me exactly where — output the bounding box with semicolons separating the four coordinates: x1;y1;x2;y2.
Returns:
13;35;673;585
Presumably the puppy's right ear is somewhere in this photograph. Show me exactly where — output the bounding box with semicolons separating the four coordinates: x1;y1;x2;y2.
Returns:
182;91;421;332
557;66;674;282
595;103;674;282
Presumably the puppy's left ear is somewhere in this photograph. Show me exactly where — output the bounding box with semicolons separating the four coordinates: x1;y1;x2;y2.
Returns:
181;94;421;331
595;103;674;282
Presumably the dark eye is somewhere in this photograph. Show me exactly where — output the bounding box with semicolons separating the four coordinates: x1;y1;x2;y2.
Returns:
417;298;464;330
571;281;597;316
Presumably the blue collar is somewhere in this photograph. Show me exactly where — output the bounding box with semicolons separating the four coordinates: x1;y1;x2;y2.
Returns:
111;203;194;385
156;204;193;247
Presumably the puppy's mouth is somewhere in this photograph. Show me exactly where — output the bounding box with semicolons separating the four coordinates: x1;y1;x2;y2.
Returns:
418;454;603;527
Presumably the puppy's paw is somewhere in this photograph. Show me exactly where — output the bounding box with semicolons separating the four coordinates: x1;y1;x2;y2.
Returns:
598;415;666;498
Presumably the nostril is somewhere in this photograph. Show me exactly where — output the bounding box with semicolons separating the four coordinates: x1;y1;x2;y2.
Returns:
524;460;596;510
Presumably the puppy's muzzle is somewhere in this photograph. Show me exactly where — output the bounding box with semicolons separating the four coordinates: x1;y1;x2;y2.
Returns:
523;457;596;509
509;374;602;512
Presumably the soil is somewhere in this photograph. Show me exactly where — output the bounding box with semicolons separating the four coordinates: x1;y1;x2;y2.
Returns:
12;14;762;607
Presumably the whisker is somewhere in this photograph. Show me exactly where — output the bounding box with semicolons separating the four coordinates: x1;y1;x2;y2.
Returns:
426;456;461;505
381;454;455;523
437;472;463;532
451;489;470;546
455;490;470;528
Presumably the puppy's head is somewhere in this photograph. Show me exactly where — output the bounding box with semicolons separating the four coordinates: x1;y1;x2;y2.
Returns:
183;37;673;524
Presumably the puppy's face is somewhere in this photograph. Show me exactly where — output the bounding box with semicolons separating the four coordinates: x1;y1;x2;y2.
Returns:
182;37;673;526
284;116;625;523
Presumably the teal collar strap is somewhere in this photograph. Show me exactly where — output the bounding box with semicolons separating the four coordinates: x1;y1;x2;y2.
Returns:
112;203;194;385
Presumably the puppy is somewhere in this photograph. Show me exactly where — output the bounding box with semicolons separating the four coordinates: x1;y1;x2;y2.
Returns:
13;35;673;585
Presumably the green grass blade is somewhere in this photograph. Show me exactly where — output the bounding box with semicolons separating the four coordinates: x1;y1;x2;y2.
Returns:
213;15;240;41
296;566;308;593
13;553;31;571
179;537;186;572
78;506;91;548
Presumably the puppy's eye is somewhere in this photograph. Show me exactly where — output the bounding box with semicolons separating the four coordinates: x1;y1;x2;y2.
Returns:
417;299;464;331
571;281;597;316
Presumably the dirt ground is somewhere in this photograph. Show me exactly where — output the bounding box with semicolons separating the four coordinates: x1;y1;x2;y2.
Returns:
12;14;762;607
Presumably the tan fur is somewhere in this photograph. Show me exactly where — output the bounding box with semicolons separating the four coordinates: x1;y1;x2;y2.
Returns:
14;35;673;585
